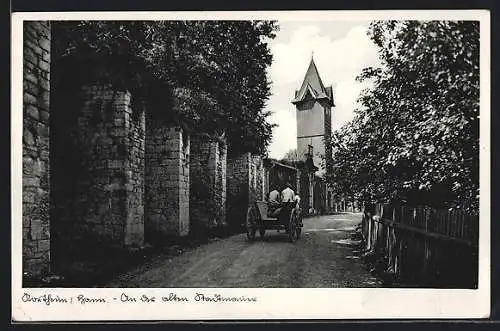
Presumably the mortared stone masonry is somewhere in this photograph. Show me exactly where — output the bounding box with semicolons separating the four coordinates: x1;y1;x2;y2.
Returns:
226;153;264;230
23;21;52;277
145;125;190;241
51;85;145;260
189;134;227;237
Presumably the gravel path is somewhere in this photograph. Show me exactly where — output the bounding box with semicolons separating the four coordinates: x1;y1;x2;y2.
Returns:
106;213;382;288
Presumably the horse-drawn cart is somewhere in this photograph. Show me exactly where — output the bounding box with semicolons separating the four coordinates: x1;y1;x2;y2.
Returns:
245;201;302;243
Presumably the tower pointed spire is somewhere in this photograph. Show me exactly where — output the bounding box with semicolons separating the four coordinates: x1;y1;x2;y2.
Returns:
292;56;332;105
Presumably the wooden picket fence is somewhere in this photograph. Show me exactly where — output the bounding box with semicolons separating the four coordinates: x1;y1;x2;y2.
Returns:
361;204;479;288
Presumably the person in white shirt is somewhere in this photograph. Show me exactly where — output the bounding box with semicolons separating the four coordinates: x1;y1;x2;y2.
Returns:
269;189;280;204
268;187;282;217
279;182;296;230
281;182;295;203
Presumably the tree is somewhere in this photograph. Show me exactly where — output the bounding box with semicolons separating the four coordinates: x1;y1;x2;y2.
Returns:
52;20;278;155
326;21;479;211
281;149;301;163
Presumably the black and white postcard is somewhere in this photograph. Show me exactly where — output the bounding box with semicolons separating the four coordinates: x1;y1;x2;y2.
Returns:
11;10;491;321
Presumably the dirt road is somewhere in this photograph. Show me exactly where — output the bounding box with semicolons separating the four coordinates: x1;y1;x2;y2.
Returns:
106;213;382;287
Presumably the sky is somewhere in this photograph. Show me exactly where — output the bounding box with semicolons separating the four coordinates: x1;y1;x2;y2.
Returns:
265;20;381;159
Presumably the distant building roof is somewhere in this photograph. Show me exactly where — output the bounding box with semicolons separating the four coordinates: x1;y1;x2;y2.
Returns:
264;158;298;172
264;157;318;173
292;58;334;106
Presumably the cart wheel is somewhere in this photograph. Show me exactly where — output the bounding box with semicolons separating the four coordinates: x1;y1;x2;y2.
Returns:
288;210;299;243
296;210;302;239
246;207;257;242
259;228;266;239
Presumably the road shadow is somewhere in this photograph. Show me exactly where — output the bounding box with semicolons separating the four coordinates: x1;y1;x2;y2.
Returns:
238;231;296;244
254;231;295;243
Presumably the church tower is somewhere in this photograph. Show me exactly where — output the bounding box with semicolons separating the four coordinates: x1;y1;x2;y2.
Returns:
292;57;334;176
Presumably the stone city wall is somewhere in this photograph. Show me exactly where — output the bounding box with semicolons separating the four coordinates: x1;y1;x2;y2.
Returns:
189;134;227;237
145;126;190;241
23;21;51;277
226;153;264;231
227;153;250;230
51;85;145;262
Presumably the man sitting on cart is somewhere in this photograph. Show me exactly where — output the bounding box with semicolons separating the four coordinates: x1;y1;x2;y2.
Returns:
267;183;302;226
281;182;295;203
278;182;297;230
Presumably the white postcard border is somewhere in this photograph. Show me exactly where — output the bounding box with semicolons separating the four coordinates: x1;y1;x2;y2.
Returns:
11;10;491;321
